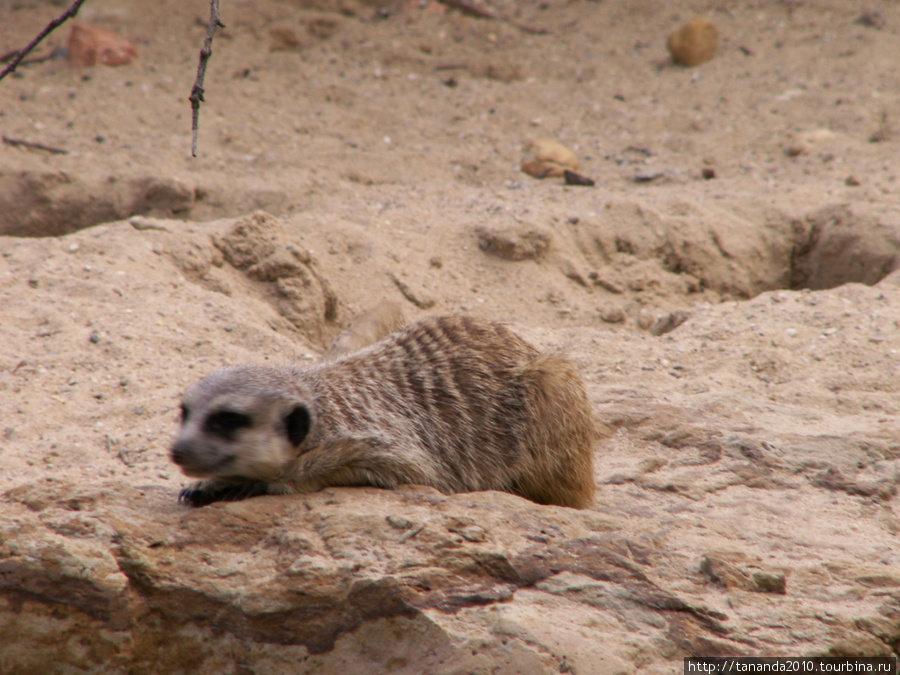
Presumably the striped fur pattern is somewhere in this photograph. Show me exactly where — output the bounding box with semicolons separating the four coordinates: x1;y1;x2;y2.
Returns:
172;315;596;508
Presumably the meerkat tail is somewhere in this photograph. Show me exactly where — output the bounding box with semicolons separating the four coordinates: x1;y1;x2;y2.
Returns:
322;300;406;362
513;354;596;509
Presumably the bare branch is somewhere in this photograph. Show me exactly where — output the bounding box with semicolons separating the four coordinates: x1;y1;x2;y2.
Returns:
3;135;68;155
190;0;226;158
0;0;89;83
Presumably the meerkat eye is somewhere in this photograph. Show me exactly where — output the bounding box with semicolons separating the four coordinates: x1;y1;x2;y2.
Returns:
284;404;311;446
205;410;253;440
180;404;190;423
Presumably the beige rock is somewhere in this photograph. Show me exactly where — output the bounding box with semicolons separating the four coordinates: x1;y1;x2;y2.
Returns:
521;139;578;178
786;127;837;156
650;309;691;336
307;16;341;39
0;481;742;672
599;306;626;323
477;224;552;261
269;26;305;52
213;211;340;345
667;18;718;67
471;59;523;83
700;554;787;594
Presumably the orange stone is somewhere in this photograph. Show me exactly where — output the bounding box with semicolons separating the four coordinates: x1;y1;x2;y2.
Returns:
667;18;718;67
68;23;137;67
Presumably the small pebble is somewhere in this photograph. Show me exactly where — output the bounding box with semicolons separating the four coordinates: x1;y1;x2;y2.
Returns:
787;128;835;156
386;515;413;530
854;11;885;29
564;170;595;187
667;18;718;67
589;272;624;295
476;225;551;261
634;169;667;183
600;307;626;323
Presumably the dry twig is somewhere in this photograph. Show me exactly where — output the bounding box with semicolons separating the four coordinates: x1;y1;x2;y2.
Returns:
190;0;226;158
1;46;68;68
0;0;88;83
3;135;68;155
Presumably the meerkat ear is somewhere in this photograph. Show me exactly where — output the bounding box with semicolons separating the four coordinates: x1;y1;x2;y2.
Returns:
284;404;311;446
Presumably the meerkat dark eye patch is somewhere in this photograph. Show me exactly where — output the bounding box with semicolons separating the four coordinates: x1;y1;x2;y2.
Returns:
204;410;253;440
180;403;190;423
284;405;311;446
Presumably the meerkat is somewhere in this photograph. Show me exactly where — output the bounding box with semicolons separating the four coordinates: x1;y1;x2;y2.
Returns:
171;315;596;508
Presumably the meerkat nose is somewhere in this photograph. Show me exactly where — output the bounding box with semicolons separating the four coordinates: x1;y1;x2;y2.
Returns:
170;441;192;466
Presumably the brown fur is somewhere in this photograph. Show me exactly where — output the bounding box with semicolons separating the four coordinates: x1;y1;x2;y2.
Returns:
171;315;596;508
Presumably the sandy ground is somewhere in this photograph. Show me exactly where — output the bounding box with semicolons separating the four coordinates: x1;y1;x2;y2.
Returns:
1;0;900;666
3;0;898;486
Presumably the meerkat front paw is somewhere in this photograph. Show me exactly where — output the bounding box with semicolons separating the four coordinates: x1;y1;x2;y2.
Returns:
178;480;271;507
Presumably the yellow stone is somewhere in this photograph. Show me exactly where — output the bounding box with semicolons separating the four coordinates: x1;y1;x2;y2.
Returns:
667;18;718;67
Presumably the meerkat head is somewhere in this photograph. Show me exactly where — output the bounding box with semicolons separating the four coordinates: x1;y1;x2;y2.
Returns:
170;365;314;482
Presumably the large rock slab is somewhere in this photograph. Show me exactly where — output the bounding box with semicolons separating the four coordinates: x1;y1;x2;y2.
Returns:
1;481;739;674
